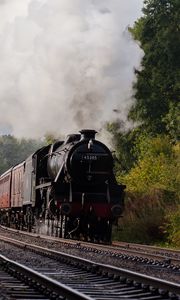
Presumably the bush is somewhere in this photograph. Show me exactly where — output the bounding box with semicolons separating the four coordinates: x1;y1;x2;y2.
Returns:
164;207;180;248
115;136;179;245
114;189;174;243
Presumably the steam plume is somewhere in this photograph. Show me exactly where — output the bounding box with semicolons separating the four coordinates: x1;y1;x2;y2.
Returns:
0;0;143;138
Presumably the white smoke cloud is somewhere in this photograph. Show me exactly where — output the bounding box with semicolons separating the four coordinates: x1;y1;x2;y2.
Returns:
0;0;143;138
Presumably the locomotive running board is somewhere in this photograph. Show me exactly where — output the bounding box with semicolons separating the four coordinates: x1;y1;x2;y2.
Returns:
36;182;52;189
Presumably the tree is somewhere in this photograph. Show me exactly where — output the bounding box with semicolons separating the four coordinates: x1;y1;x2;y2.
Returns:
129;0;180;136
112;0;180;245
120;135;179;195
0;135;44;175
106;122;139;174
163;102;180;141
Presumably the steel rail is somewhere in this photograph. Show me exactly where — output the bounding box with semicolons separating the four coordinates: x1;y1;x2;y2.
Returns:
1;225;179;266
113;241;180;254
0;254;93;300
0;235;179;297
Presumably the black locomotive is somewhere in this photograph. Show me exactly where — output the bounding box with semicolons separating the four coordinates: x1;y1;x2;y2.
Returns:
0;129;125;243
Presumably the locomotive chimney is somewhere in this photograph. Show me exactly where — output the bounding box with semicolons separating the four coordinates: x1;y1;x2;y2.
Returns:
80;129;97;140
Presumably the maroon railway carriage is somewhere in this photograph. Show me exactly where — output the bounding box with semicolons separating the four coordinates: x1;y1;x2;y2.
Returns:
0;129;125;243
0;168;12;210
0;158;34;230
0;163;25;226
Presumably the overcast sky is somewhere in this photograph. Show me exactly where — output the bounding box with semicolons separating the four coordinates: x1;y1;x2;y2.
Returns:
0;0;144;138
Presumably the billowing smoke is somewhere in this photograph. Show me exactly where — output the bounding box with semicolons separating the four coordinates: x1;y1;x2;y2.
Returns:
0;0;143;138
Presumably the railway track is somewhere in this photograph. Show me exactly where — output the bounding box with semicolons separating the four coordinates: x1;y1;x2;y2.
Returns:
112;241;180;257
0;254;91;300
0;235;179;300
1;225;179;271
70;241;180;269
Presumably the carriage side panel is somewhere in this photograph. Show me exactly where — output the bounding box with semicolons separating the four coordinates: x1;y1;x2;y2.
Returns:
0;169;12;209
11;163;25;208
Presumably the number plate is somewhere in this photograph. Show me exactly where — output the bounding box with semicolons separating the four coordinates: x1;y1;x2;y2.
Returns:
82;154;98;161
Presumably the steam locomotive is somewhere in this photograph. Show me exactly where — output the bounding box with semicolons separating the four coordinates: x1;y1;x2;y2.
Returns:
0;129;125;243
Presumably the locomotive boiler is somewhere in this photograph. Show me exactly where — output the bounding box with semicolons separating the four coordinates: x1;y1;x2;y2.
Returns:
0;129;125;243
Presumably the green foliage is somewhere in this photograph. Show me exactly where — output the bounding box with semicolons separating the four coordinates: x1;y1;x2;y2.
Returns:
120;136;179;195
115;135;180;244
114;192;167;243
129;0;180;136
44;133;57;145
164;207;180;247
0;135;44;175
106;122;141;174
163;102;180;141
